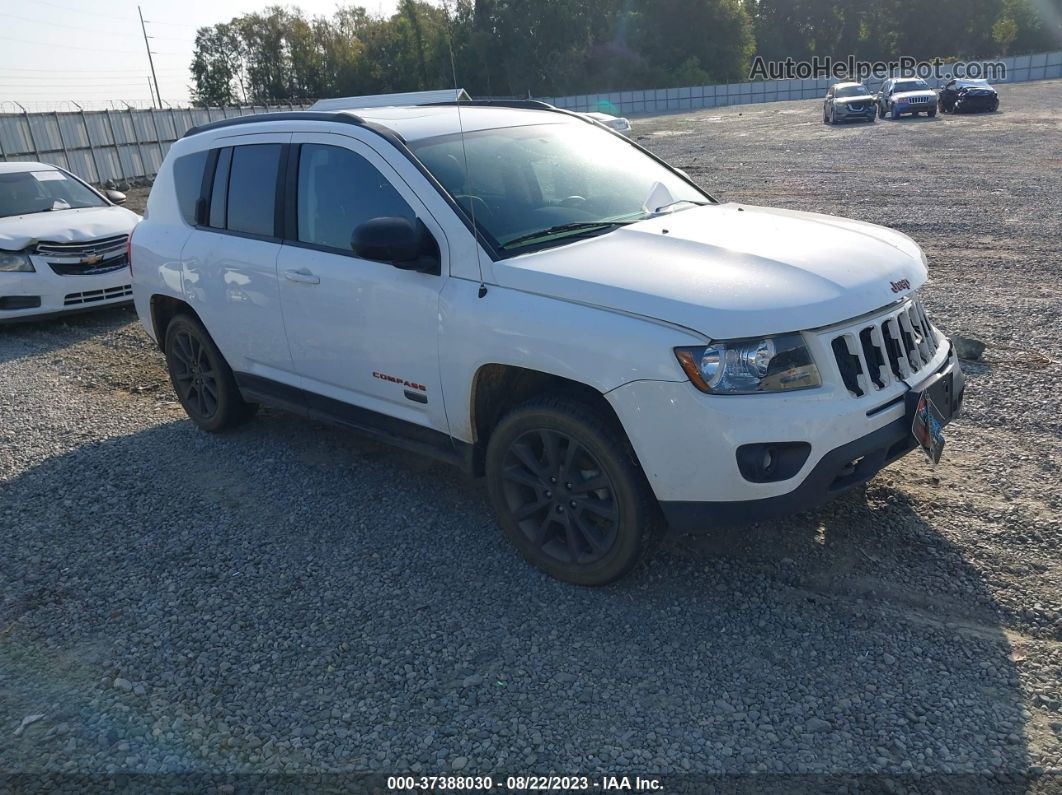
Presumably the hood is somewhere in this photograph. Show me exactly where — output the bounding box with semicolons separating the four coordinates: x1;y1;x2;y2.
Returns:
493;203;928;339
0;206;140;251
892;90;936;100
839;94;875;103
959;86;996;95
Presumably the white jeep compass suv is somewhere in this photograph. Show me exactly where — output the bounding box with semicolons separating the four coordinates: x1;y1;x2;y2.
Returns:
131;101;964;585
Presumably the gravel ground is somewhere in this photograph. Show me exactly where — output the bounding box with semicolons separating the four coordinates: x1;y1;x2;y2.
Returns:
2;81;1061;789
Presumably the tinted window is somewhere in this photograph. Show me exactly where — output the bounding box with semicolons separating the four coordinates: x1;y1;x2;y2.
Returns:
834;85;865;98
172;150;208;225
226;144;281;237
411;122;708;250
296;144;414;251
0;169;105;218
208;147;231;229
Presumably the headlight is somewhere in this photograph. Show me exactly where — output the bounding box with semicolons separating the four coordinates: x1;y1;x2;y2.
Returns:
675;333;821;394
0;252;34;272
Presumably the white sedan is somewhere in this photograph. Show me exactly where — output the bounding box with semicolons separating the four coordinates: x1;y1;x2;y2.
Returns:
0;162;140;322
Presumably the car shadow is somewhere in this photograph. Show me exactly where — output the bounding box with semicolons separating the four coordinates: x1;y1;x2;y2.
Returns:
0;304;138;366
1;410;1032;788
882;114;942;123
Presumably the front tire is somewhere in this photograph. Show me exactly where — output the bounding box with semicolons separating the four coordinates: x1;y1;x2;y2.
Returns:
891;105;901;120
164;314;257;432
485;395;661;586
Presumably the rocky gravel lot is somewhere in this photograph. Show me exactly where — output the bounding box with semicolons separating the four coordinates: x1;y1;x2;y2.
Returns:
2;80;1061;790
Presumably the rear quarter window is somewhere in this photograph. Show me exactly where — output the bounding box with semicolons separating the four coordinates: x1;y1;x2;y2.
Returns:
172;150;208;225
226;144;282;237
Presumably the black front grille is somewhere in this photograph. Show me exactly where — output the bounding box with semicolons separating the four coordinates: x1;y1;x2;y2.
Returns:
49;253;128;276
829;298;939;397
64;284;133;306
36;234;128;259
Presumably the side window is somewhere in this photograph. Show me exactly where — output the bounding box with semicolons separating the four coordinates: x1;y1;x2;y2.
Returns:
208;147;231;229
172;150;208;225
296;144;415;252
226;144;282;237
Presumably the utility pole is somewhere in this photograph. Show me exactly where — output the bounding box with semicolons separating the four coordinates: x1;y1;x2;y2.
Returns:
139;6;161;110
146;77;157;108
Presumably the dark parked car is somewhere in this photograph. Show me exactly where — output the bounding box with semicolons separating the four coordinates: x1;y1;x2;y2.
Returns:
823;82;877;124
876;78;937;119
938;78;999;113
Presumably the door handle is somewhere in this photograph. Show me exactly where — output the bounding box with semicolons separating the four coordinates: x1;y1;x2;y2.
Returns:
284;268;320;285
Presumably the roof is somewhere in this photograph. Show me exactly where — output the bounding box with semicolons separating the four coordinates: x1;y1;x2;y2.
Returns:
353;105;571;141
833;82;865;89
0;161;57;174
955;78;992;86
310;88;471;111
184;105;576;144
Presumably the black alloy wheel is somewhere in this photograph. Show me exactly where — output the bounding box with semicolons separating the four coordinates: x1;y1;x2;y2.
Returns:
170;327;219;419
499;428;620;567
164;314;257;432
485;395;661;585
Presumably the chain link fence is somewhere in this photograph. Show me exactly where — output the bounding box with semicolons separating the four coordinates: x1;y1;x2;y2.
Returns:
0;104;310;186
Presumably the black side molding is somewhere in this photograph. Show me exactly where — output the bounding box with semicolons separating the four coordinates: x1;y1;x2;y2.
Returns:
234;372;473;473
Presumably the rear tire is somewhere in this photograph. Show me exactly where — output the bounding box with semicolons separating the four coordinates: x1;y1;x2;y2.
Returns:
164;314;258;432
485;394;661;586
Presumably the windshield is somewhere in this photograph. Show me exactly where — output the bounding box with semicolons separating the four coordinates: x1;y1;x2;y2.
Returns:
834;86;866;98
0;169;106;218
893;79;930;93
410;121;710;252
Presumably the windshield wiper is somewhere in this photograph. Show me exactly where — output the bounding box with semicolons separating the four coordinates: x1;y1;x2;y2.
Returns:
501;221;632;250
646;199;711;216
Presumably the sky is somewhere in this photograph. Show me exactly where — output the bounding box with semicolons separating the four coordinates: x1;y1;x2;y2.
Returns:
0;0;400;111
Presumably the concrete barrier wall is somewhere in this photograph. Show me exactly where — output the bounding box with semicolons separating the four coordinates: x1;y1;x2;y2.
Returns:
0;104;310;184
537;50;1062;116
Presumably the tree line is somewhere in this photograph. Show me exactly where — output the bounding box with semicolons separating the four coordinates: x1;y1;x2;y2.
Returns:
190;0;1062;106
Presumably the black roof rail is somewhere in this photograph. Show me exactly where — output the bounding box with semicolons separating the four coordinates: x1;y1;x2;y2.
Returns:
181;110;365;139
422;99;559;111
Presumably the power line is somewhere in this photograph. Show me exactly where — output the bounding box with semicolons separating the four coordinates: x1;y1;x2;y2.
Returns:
28;0;149;23
143;19;200;28
0;34;182;55
0;74;182;82
0;11;142;37
0;67;187;74
27;0;204;30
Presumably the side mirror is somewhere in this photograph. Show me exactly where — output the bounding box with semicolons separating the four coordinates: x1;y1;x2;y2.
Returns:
351;217;440;274
105;189;127;205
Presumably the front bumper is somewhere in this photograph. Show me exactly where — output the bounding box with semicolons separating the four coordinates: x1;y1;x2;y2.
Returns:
954;95;998;112
835;104;876;120
607;342;964;532
0;264;132;322
894;98;935;113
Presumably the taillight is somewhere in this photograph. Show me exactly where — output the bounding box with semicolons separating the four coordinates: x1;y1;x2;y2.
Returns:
127;226;135;277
